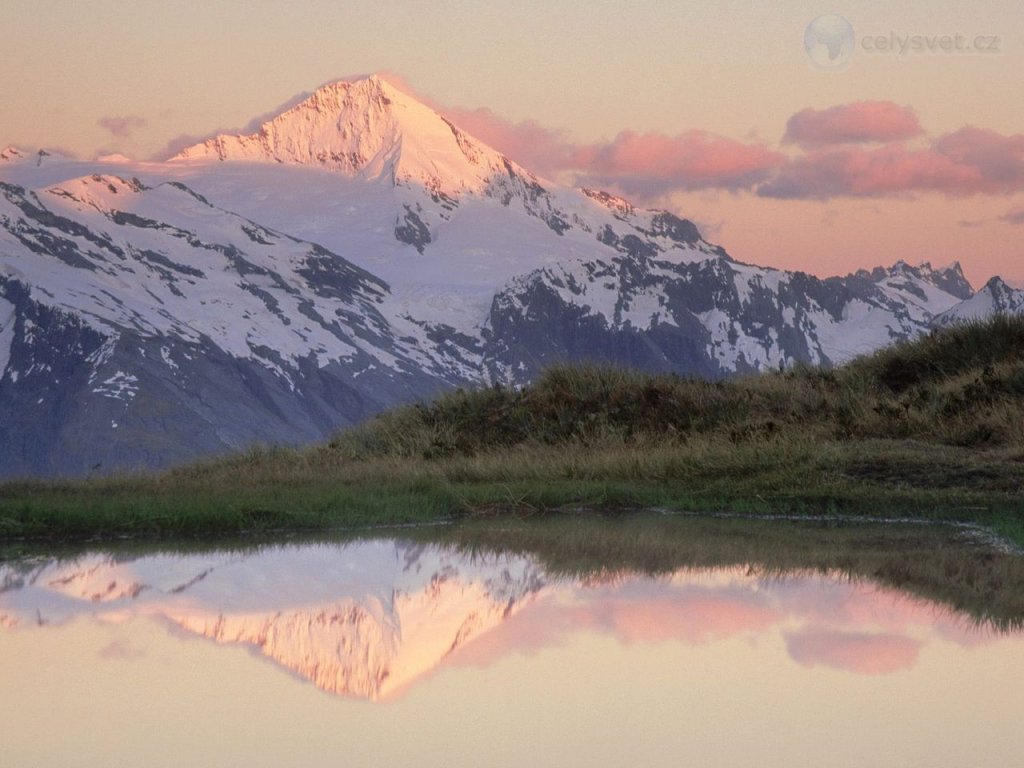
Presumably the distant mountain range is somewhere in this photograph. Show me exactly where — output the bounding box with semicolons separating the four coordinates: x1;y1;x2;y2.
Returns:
1;75;1020;477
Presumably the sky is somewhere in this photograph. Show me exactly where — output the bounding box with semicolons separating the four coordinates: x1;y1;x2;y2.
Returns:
2;0;1023;285
5;558;1024;766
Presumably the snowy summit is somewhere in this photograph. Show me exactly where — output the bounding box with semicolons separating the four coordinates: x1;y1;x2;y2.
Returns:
0;73;1013;477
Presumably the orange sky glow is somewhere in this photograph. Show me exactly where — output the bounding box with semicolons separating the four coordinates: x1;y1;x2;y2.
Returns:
1;1;1021;284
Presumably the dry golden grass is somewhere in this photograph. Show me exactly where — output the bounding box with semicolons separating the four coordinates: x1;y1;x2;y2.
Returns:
0;316;1022;545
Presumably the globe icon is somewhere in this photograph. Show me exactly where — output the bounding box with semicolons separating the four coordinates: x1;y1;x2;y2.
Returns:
804;15;855;69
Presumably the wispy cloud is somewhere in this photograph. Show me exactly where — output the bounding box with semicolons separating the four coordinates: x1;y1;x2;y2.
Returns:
97;114;148;139
97;639;147;661
159;132;211;159
1000;208;1024;225
149;75;1024;205
435;105;782;193
440;105;579;179
573;130;784;194
785;630;921;675
435;91;1023;201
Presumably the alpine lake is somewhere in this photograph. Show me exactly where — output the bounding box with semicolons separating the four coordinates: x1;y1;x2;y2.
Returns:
2;512;1022;768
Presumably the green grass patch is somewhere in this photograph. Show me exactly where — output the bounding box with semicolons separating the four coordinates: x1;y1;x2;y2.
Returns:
1;316;1023;547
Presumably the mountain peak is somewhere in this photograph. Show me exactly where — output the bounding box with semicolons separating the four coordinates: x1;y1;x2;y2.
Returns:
170;74;524;199
934;274;1024;326
925;260;974;299
982;275;1011;292
853;260;973;301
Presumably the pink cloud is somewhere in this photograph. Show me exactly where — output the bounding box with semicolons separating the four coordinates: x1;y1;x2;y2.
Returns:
786;630;922;675
154;73;1024;203
784;101;924;147
378;74;780;192
935;126;1024;188
428;90;1022;200
759;144;981;198
593;593;780;644
433;102;782;193
1001;208;1024;225
574;130;785;194
758;127;1024;200
98;115;147;139
764;114;1024;199
440;103;784;193
448;585;782;670
441;106;578;179
446;574;995;680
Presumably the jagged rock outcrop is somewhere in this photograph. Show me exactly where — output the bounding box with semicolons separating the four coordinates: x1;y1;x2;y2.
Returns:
0;75;1013;475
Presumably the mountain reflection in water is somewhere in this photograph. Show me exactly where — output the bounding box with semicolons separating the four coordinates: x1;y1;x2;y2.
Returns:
1;531;1017;701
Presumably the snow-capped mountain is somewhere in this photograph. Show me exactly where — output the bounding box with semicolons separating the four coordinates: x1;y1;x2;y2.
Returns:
0;540;547;700
482;254;974;380
0;74;1013;476
934;276;1024;326
1;536;998;700
172;75;578;254
0;169;459;476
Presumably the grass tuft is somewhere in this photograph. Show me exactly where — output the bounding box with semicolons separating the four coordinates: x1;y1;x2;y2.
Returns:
1;316;1023;546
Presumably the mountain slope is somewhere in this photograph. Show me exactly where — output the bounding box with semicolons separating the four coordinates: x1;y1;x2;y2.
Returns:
173;75;514;195
0;74;1013;477
0;540;547;700
0;172;458;475
482;256;973;380
934;276;1024;326
172;75;578;254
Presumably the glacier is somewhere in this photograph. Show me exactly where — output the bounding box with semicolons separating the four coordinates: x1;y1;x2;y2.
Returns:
0;74;1006;477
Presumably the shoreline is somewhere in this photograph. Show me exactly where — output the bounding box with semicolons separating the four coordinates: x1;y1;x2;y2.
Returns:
2;486;1022;552
3;317;1023;549
5;508;1020;631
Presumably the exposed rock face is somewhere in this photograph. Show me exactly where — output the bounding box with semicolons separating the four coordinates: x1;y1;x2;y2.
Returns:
0;172;455;476
0;75;1011;477
481;252;975;383
0;541;547;700
934;276;1024;326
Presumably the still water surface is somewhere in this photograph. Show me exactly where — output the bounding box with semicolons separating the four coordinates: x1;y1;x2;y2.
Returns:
2;527;1022;767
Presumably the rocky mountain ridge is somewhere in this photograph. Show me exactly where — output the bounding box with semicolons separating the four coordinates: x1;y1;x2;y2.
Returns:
0;74;1013;476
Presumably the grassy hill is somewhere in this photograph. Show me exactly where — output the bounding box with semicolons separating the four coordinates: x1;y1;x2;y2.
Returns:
2;315;1023;545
